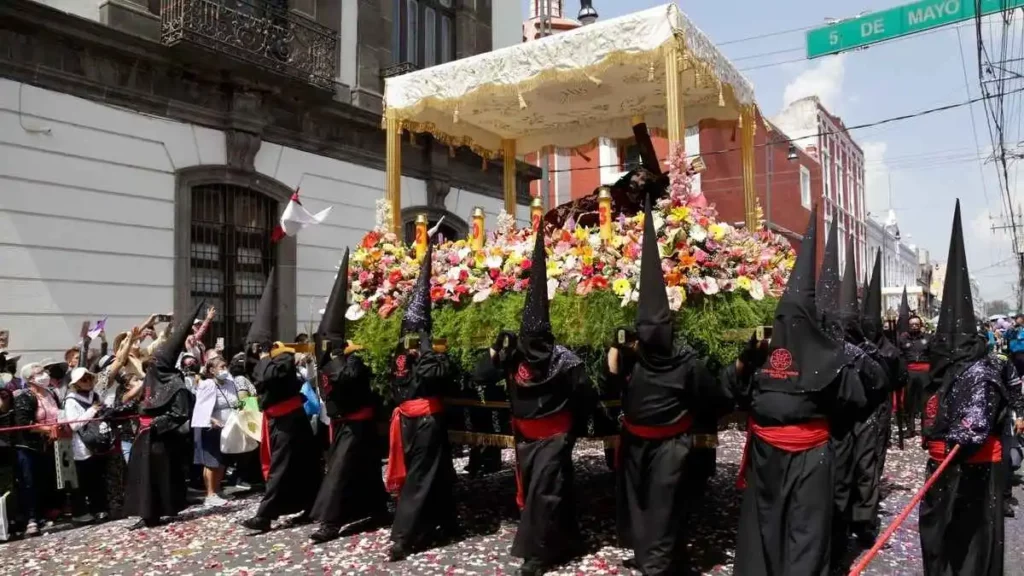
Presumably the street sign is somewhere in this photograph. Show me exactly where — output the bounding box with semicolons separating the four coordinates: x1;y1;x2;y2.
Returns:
807;0;1024;59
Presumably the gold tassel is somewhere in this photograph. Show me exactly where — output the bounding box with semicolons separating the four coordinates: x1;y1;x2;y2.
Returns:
584;71;602;86
453;106;460;124
447;431;516;448
449;145;455;158
718;84;725;107
648;62;656;82
517;87;527;110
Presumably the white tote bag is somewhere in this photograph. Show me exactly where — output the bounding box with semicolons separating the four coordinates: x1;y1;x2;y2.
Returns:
0;491;9;542
220;409;262;454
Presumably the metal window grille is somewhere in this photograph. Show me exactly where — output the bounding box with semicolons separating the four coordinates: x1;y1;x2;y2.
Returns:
190;184;277;356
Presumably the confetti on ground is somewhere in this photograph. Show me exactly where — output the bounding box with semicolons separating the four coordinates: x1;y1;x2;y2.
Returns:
2;430;1023;575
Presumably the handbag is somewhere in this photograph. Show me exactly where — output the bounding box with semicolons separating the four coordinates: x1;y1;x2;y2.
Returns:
220;409;262;454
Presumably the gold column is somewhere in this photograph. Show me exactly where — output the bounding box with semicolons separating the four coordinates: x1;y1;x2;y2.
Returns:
664;45;685;149
385;113;402;234
502;139;517;216
740;106;757;231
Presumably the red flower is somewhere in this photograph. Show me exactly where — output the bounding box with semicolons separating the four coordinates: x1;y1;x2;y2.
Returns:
459;269;469;282
595;262;605;271
494;277;509;291
582;264;594;277
430;286;446;302
521;258;532;271
388;270;403;285
454;284;469;295
361;231;380;249
489;268;500;280
590;276;608;289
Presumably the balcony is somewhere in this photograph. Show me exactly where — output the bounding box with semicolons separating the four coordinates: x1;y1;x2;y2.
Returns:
381;61;420;79
160;0;338;90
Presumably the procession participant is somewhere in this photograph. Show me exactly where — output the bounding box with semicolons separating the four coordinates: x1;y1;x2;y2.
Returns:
386;238;459;562
726;205;866;576
240;270;323;533
901;311;931;438
123;304;202;530
483;222;586;576
309;249;388;544
609;195;722;575
918;200;1008;576
836;244;893;547
858;249;908;541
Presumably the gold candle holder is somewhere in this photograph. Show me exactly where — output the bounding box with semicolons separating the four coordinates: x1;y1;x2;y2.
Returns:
471;207;485;250
414;213;428;260
597;186;613;241
530;197;544;231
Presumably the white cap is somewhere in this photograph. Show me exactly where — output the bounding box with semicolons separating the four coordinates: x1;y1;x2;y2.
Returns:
69;366;94;386
19;362;41;381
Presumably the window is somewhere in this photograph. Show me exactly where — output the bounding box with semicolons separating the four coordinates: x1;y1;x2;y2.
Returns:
394;0;456;68
821;150;831;201
620;139;643;171
424;7;437;67
190;184;277;355
799;165;811;209
836;161;845;210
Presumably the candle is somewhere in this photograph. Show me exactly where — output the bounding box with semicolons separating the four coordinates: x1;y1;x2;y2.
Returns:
530;197;543;231
414;213;428;260
597;186;612;241
471;207;485;250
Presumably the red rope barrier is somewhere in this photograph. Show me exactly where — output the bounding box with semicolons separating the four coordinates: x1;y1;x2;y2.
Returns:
0;414;140;433
848;444;961;576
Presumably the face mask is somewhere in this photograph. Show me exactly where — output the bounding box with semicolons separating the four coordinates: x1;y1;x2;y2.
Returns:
299;367;308;380
215;370;231;382
34;373;50;387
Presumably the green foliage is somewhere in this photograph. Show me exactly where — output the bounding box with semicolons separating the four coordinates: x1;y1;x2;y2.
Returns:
349;292;777;394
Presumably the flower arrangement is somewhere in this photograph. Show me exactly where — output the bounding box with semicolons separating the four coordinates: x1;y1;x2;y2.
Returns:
345;148;795;324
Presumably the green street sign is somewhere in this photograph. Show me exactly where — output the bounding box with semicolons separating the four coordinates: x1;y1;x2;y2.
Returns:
807;0;1024;59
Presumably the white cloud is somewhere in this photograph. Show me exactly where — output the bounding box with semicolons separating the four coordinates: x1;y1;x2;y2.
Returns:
782;54;846;112
861;141;889;216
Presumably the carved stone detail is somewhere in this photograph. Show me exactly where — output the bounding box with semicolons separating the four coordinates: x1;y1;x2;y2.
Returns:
426;178;451;209
226;130;262;172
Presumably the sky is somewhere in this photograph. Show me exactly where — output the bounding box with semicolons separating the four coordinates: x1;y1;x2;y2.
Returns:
521;0;1024;304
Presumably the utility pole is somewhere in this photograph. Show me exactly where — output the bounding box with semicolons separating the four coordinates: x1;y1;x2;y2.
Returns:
991;205;1024;312
538;1;552;210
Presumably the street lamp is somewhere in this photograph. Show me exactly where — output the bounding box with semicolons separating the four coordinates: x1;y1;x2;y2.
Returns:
578;0;598;25
766;134;797;231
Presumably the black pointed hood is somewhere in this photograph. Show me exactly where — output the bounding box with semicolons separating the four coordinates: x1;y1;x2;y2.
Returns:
316;249;350;362
930;200;986;382
863;249;884;343
817;219;842;339
518;225;554;371
402;243;434;336
896;287;911;335
762;204;845;392
246;269;276;347
635;194;675;363
838;235;863;342
143;300;204;410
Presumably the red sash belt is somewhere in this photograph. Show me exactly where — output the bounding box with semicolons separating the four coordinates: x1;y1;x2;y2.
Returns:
907;362;930;372
737;418;830;489
615;413;694;470
385;397;445;494
328;405;375;440
260;395;305;481
927;436;1002;463
511;411;573;510
137;416;153;435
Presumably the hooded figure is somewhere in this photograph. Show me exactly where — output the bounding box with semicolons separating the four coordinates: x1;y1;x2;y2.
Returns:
386;240;459;562
843;247;901;546
309;249;388;543
727;205;866;576
825;238;888;569
480;223;586;576
918;200;1008;576
123;301;203;530
240;269;324;533
612;195;721;575
899;284;931;438
817;219;843;340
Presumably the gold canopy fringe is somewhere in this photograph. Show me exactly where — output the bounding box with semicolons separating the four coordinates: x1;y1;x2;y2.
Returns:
448;431;515;448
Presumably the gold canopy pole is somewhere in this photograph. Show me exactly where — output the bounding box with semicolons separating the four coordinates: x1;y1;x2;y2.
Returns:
740;105;757;231
502;139;517;216
664;44;685;149
385;112;403;234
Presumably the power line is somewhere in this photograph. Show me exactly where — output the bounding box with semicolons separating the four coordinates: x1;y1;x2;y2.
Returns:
717;23;818;46
956;26;996;213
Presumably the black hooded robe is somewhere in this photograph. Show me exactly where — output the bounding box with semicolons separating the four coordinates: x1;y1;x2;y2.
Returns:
613;345;723;575
123;388;192;522
492;347;585;567
388;350;459;551
253;353;323;520
310;352;387;528
918;355;1007;576
901;332;932;436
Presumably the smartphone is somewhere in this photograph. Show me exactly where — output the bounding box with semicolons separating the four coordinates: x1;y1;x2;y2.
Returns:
155;314;172;323
755;325;773;342
215;337;225;351
403;334;420;350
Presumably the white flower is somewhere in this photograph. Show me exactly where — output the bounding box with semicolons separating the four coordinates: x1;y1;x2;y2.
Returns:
699;277;720;295
689;224;707;242
472;288;491;303
666;286;684;311
653;214;665;232
485;255;503;269
458;247;471;260
547;278;559;300
345;304;365;321
749;279;765;301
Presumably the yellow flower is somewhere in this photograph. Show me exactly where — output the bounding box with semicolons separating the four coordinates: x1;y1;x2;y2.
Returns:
574;227;589;242
612;278;632;296
581;246;594;266
671;207;691;222
736;276;753;291
708;223;726;241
